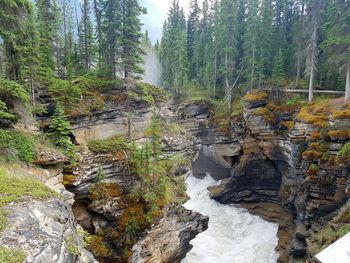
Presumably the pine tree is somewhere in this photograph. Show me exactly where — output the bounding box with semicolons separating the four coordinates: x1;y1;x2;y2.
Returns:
241;0;259;90
322;1;350;103
120;0;146;80
187;0;201;81
80;0;95;71
36;0;57;81
49;103;74;153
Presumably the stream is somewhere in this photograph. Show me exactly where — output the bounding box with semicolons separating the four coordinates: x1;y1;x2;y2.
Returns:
182;174;279;263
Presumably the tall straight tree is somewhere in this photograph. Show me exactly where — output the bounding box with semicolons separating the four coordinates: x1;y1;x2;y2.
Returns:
100;0;121;79
322;0;350;103
305;0;324;102
80;0;95;70
241;0;259;90
36;0;58;81
187;0;201;81
120;0;145;141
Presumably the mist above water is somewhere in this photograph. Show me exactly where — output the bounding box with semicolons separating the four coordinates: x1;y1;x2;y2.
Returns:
182;175;279;263
142;46;162;87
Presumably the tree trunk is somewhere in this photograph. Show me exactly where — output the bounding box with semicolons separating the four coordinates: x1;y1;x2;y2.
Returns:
250;48;255;91
308;61;315;102
224;52;232;111
345;62;350;103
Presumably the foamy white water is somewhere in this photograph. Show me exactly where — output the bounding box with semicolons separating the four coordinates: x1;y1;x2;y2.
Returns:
182;175;279;263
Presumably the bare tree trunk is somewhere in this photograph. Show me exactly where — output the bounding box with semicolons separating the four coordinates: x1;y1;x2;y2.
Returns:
224;52;232;111
308;2;319;103
345;62;350;103
250;49;255;91
213;52;217;97
308;62;315;102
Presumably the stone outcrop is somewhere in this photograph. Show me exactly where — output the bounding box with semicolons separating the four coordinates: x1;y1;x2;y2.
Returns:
0;198;96;263
131;207;209;263
0;158;95;263
177;95;350;263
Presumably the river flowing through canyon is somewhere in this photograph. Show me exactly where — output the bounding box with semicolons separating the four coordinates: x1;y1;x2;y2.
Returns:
182;174;279;263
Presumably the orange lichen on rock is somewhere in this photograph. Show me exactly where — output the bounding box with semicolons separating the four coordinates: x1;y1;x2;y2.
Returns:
244;90;268;102
310;131;321;141
118;203;147;231
255;107;276;123
297;101;331;127
267;102;298;114
328;129;350;140
332;109;350;120
302;150;324;161
85;235;111;258
88;183;123;201
63;174;77;186
282;121;295;130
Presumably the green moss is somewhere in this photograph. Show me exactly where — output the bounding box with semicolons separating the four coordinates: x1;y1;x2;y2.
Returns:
0;169;56;232
0;247;26;263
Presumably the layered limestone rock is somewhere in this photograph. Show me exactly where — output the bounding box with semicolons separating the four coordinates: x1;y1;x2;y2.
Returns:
63;99;208;263
0;154;96;263
130;207;209;263
177;95;350;263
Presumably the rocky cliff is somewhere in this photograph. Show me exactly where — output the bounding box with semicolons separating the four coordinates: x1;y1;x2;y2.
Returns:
177;92;350;263
63;97;208;263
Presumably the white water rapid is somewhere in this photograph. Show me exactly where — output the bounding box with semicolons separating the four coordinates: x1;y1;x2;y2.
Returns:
182;174;279;263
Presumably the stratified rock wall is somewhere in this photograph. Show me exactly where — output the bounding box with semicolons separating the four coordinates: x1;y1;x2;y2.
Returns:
177;95;350;263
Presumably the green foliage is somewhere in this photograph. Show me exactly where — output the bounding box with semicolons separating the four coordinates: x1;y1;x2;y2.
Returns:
338;142;350;160
65;233;80;256
124;214;140;237
87;136;129;154
0;130;37;162
95;165;105;182
48;104;74;155
48;76;109;117
0;100;16;121
336;224;350;238
0;168;55;232
0;247;26;263
132;82;168;105
0;78;28;102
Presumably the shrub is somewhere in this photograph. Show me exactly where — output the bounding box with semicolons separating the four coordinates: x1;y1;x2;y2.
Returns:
87;136;128;154
338;142;350;160
308;163;320;176
255;107;276;123
48;104;75;155
328;130;350;140
0;130;37;162
302;150;324;161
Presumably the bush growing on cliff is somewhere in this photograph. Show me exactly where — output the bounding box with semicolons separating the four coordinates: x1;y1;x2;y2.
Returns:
0;130;37;162
338;142;350;160
0;247;26;263
48;104;75;155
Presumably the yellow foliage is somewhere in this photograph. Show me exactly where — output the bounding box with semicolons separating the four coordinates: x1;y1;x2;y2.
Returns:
310;131;321;141
302;150;324;161
332;109;350;120
297;101;331;127
244;90;268;102
85;235;111;258
63;174;77;186
89;183;123;201
255;107;276;123
282;121;295;130
328;130;350;140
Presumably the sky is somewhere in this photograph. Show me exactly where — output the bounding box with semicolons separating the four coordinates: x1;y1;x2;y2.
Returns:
140;0;192;43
